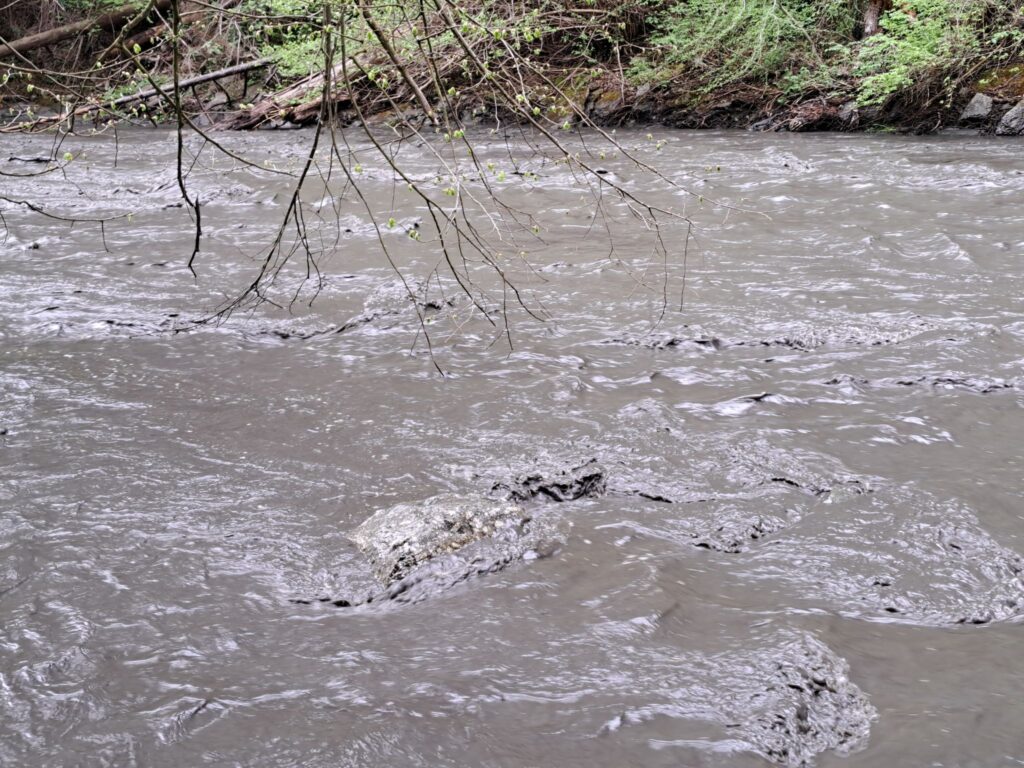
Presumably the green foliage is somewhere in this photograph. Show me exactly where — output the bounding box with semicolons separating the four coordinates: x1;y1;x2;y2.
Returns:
558;0;661;66
242;0;326;78
18;0;1024;131
632;0;859;93
628;0;1024;114
855;0;1024;105
63;0;144;11
855;0;967;104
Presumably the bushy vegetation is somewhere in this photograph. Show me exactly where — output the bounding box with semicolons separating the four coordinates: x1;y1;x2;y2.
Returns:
2;0;1023;130
632;0;1024;111
630;0;858;93
242;0;326;78
855;0;1024;105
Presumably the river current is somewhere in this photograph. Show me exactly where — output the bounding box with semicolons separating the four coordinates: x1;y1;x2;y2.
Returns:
1;129;1023;767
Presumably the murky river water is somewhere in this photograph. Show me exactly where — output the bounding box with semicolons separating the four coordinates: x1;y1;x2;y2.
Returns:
1;128;1023;767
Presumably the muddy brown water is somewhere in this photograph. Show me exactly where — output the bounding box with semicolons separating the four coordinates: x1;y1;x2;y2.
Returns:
1;129;1023;767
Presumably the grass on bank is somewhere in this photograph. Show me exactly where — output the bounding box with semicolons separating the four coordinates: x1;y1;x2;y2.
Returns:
2;1;1024;127
630;0;1024;112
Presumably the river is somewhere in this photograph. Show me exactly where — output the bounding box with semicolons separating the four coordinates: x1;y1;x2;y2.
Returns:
1;128;1023;767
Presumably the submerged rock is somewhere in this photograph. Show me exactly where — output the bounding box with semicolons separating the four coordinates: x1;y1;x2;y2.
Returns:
824;373;1021;395
607;503;797;555
733;317;937;350
892;375;1021;394
491;458;607;502
745;489;1024;626
296;509;562;609
350;494;528;585
603;333;722;351
736;632;876;766
605;315;950;353
372;521;562;606
295;496;563;608
960;93;994;125
996;99;1024;135
334;278;465;336
693;508;793;553
603;629;875;767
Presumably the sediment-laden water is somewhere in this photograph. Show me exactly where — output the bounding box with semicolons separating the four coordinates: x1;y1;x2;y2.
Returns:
1;129;1022;767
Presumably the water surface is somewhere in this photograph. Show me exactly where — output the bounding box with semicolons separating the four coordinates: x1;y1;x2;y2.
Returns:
1;129;1023;767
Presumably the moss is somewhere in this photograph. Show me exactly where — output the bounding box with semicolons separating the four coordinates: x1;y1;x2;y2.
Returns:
976;63;1024;99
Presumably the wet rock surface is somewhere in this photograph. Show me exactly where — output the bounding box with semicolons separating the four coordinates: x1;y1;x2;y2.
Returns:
995;99;1024;135
605;314;964;353
350;494;530;585
732;316;938;350
604;332;723;351
491;458;608;502
826;373;1022;394
735;632;876;766
959;93;994;125
601;629;875;767
294;495;564;608
740;489;1024;626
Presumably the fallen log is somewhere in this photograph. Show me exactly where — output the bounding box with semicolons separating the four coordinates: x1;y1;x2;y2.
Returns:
0;58;270;132
122;0;244;53
219;60;357;130
104;57;271;110
0;0;174;60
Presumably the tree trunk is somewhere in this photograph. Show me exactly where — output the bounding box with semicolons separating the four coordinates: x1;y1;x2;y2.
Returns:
863;0;893;37
0;0;173;60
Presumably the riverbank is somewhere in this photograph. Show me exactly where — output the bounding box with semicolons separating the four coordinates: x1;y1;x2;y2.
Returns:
2;1;1023;136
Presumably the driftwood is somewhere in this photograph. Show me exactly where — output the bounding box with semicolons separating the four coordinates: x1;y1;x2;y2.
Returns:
0;0;173;60
104;58;271;110
220;61;357;130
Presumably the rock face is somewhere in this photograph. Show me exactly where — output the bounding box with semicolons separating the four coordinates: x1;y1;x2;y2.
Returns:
996;99;1024;135
959;93;993;125
350;494;529;585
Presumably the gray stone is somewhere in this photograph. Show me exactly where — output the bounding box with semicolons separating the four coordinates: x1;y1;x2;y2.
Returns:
838;100;860;127
350;494;528;584
959;92;993;124
996;99;1024;135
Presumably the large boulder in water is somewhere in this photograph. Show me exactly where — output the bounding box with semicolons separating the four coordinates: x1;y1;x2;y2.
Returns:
350;494;529;585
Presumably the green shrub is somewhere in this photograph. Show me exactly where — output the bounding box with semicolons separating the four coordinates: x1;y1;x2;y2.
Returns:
856;0;964;104
855;0;1024;105
631;0;859;93
242;0;325;79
